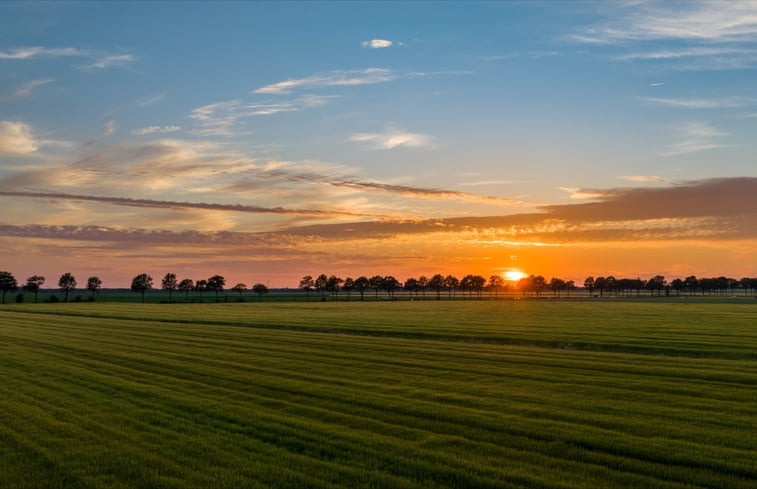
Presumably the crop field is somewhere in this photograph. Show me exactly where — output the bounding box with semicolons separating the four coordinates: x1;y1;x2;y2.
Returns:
1;300;755;488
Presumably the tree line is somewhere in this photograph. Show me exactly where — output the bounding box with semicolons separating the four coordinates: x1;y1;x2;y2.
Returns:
1;269;756;304
0;271;269;304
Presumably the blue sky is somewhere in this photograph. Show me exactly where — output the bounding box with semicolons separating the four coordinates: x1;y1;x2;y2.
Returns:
1;1;756;286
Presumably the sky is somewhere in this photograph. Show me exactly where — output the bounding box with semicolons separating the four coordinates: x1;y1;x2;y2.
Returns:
1;0;756;288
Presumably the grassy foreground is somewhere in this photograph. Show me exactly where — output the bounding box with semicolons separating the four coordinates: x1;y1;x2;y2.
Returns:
0;301;755;488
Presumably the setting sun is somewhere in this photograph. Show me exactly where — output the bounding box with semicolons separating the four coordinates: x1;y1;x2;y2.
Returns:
504;270;527;282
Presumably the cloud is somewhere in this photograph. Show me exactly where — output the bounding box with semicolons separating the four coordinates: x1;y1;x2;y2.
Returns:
618;47;757;60
661;122;728;156
85;54;136;69
0;78;54;101
0;191;370;218
103;120;116;136
0;46;86;59
350;130;435;149
618;175;665;183
137;93;165;107
361;39;393;49
639;96;751;109
574;3;757;44
132;125;181;136
254;68;396;94
276;178;757;243
189;96;333;136
0;121;39;155
559;187;614;200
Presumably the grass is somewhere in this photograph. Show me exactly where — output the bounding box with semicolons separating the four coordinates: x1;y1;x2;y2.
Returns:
1;300;756;488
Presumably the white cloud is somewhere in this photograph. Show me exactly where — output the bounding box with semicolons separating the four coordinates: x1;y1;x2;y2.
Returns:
361;39;393;49
0;121;39;156
661;122;728;157
86;54;136;69
0;78;54;101
0;46;86;59
351;130;435;150
638;96;750;109
104;121;116;137
575;2;757;43
137;93;166;107
618;46;757;60
189;96;333;136
254;68;395;94
131;125;181;136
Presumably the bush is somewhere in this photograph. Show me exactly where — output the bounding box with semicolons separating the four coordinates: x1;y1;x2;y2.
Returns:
73;295;82;302
15;293;24;303
48;295;60;303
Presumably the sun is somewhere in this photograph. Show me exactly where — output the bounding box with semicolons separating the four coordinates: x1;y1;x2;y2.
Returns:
504;270;527;282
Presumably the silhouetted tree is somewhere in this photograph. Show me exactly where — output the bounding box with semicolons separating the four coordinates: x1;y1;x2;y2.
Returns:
383;276;400;298
429;274;445;300
645;275;666;297
670;278;684;296
549;277;566;297
131;273;153;303
231;283;247;299
417;275;429;299
194;279;208;300
353;276;370;301
403;277;419;298
161;273;178;301
299;275;314;301
58;273;77;302
326;275;343;300
86;276;102;300
207;275;226;301
684;275;700;296
315;274;328;300
369;275;383;300
488;275;504;297
444;275;459;299
0;271;18;304
178;278;194;300
565;280;576;297
342;277;354;301
24;275;45;303
251;283;269;300
583;276;595;296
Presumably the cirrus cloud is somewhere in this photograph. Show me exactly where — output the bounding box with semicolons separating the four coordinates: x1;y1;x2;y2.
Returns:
361;39;393;49
350;130;435;150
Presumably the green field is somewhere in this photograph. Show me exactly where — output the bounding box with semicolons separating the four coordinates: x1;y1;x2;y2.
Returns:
1;301;755;488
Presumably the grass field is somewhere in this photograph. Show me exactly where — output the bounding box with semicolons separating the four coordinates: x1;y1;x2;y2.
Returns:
1;300;755;488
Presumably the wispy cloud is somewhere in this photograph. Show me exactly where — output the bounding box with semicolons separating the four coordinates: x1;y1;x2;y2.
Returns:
84;54;136;70
0;78;54;101
137;93;165;107
254;68;396;94
559;187;614;200
189;95;332;136
0;46;86;59
0;191;370;218
103;120;116;137
639;96;751;109
618;175;665;183
0;121;39;156
661;122;728;157
361;39;393;49
131;125;181;136
350;130;435;150
618;46;757;60
0;46;137;70
574;3;757;44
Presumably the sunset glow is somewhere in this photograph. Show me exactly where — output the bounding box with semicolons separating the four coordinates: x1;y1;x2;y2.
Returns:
504;271;528;282
1;2;756;286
